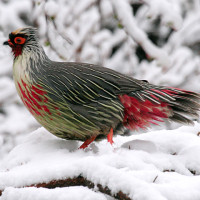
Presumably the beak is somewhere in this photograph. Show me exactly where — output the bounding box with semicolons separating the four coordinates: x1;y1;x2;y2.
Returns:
3;39;13;46
3;41;9;45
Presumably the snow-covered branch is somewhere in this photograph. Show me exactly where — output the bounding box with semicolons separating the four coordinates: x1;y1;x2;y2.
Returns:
141;0;182;30
111;0;171;67
1;124;200;199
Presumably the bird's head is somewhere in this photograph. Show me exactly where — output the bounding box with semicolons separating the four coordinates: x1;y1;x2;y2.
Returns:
3;27;39;58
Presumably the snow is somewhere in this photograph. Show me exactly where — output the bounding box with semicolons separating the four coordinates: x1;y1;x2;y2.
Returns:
143;0;182;30
1;187;109;200
44;0;59;18
111;0;171;67
1;123;200;199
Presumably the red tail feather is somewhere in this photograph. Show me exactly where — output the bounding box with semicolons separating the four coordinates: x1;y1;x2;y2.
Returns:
119;94;171;130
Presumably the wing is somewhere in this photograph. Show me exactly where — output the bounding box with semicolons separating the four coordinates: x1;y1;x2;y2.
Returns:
41;62;145;103
34;62;145;134
32;61;200;135
45;62;200;128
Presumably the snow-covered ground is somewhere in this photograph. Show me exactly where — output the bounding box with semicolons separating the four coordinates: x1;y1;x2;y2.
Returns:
1;123;200;200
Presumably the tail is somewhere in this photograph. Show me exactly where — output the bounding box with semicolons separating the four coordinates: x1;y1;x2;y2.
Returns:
119;87;200;130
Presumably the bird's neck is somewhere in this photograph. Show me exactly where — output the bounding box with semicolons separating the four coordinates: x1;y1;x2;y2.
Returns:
13;43;49;86
13;43;50;117
15;43;49;71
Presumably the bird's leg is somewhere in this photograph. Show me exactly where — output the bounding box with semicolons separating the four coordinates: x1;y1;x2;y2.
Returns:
79;136;96;149
107;128;114;145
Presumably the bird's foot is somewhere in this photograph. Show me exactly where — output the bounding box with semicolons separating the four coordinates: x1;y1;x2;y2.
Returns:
107;128;114;145
79;136;96;149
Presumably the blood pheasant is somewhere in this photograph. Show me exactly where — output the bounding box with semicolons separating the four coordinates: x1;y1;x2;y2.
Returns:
3;27;200;149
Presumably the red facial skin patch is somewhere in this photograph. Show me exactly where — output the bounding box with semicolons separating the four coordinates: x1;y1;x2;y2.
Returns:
8;36;26;57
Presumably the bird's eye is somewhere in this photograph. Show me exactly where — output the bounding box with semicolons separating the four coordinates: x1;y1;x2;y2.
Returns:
14;37;26;44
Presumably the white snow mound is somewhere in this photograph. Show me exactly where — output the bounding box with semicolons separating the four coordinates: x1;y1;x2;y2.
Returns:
1;123;200;200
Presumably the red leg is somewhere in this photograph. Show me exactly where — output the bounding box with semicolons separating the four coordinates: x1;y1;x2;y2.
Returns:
107;128;114;145
79;136;96;149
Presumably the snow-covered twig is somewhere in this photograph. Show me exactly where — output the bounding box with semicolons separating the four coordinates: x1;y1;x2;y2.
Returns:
111;0;170;67
141;0;182;30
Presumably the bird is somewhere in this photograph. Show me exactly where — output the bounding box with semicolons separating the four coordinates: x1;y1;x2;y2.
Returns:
3;27;200;149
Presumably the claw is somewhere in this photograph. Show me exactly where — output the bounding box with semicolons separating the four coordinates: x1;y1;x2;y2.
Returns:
107;128;114;145
79;136;96;149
